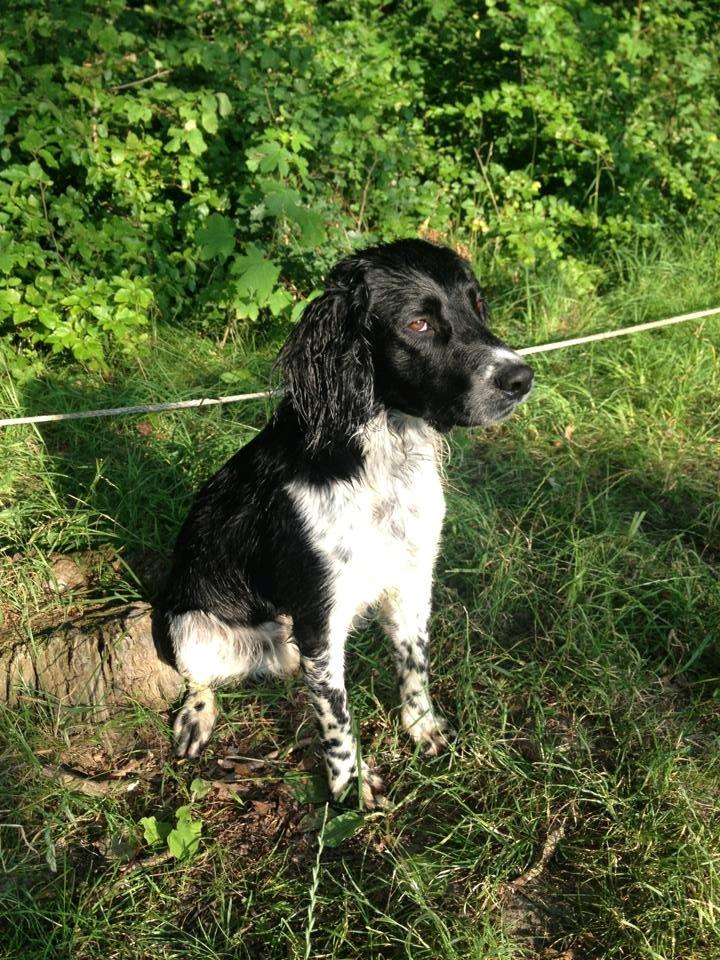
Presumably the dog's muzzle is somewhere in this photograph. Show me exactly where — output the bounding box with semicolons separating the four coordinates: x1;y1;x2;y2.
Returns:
464;350;534;425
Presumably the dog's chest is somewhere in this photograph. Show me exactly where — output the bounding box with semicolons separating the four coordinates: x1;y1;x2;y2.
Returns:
287;418;445;607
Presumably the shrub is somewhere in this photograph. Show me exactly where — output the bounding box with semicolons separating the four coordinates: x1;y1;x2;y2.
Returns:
1;0;717;365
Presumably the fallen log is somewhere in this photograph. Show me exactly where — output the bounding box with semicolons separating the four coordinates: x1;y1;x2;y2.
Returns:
2;602;183;715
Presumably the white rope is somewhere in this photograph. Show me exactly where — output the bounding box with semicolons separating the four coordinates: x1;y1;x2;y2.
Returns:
516;306;720;356
0;391;276;428
1;305;718;428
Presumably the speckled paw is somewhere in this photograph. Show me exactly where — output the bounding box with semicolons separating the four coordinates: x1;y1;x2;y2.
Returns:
360;766;389;810
332;764;388;811
417;717;456;758
173;689;217;760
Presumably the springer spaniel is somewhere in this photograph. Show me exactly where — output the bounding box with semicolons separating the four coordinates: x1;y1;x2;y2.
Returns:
155;239;533;807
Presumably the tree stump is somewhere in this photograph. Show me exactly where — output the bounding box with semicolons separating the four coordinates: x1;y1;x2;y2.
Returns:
2;603;183;717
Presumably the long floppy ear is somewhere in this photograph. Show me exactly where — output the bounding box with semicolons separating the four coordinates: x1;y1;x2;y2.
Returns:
279;261;374;451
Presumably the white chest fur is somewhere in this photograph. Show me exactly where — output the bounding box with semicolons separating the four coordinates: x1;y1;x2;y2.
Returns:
287;413;446;619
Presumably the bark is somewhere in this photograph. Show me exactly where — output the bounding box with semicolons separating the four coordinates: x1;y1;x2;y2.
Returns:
1;603;183;716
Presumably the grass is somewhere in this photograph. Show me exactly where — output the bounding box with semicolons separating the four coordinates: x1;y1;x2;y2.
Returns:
1;229;720;959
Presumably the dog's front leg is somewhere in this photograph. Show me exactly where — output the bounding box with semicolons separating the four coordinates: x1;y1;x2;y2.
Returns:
380;585;454;757
295;618;385;809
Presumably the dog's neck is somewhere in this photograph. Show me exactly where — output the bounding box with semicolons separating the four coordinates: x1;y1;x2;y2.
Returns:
358;409;442;472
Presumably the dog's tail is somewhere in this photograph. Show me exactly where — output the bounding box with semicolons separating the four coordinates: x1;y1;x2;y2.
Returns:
158;609;299;686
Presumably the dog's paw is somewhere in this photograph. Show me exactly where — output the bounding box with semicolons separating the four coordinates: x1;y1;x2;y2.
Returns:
331;763;388;811
416;716;456;758
360;765;388;810
173;689;217;760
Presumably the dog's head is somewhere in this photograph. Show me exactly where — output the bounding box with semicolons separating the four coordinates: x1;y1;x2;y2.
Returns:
281;239;533;448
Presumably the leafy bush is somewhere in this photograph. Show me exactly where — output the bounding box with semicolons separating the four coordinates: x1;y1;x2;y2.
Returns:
401;0;720;259
1;0;717;365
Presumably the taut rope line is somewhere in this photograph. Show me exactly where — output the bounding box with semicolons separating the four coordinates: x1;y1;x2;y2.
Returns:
1;306;718;429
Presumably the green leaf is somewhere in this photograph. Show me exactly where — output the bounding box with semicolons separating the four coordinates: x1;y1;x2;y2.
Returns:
196;214;235;260
429;0;455;21
167;809;202;861
246;141;288;175
126;101;152;124
190;777;211;800
283;772;330;804
232;299;259;321
261;185;325;247
298;809;328;832
139;816;172;848
216;92;232;117
26;160;47;181
201;110;218;135
289;206;325;247
12;303;34;325
186;127;207;156
38;149;59;169
175;804;193;823
323;810;365;848
0;288;22;320
231;247;281;303
267;287;292;316
262;184;302;215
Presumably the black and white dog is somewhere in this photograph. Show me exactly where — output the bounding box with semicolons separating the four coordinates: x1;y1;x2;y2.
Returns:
156;239;533;807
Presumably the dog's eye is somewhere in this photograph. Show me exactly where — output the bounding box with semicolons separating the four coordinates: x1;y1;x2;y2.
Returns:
407;319;430;333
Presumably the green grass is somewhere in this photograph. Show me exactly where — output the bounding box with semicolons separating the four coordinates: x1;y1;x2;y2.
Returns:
1;230;720;959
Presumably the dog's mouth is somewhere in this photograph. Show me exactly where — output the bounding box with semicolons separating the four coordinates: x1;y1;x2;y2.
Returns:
429;380;532;430
493;382;533;418
488;398;521;422
425;401;510;432
466;400;519;427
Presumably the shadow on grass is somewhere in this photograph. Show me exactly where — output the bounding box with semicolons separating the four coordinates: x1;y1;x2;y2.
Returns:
16;357;278;597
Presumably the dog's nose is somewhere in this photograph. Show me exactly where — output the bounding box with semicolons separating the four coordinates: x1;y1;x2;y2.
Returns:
494;361;534;398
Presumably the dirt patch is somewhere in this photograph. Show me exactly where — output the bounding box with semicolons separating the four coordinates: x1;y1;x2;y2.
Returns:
501;873;590;958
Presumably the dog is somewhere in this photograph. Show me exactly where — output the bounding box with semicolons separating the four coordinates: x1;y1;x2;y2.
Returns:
155;239;533;807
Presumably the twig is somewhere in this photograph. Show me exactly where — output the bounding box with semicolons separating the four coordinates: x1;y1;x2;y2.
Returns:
40;764;141;798
0;823;38;855
120;848;174;874
263;85;275;121
506;818;567;891
109;69;171;92
0;823;40;876
356;157;378;232
473;145;501;220
2;308;719;429
37;175;71;270
0;391;276;428
106;754;149;779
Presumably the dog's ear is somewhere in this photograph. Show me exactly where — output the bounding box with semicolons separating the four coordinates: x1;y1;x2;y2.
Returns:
280;260;374;451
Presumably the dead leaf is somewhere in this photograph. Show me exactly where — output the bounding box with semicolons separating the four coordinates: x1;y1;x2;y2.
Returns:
44;556;87;595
